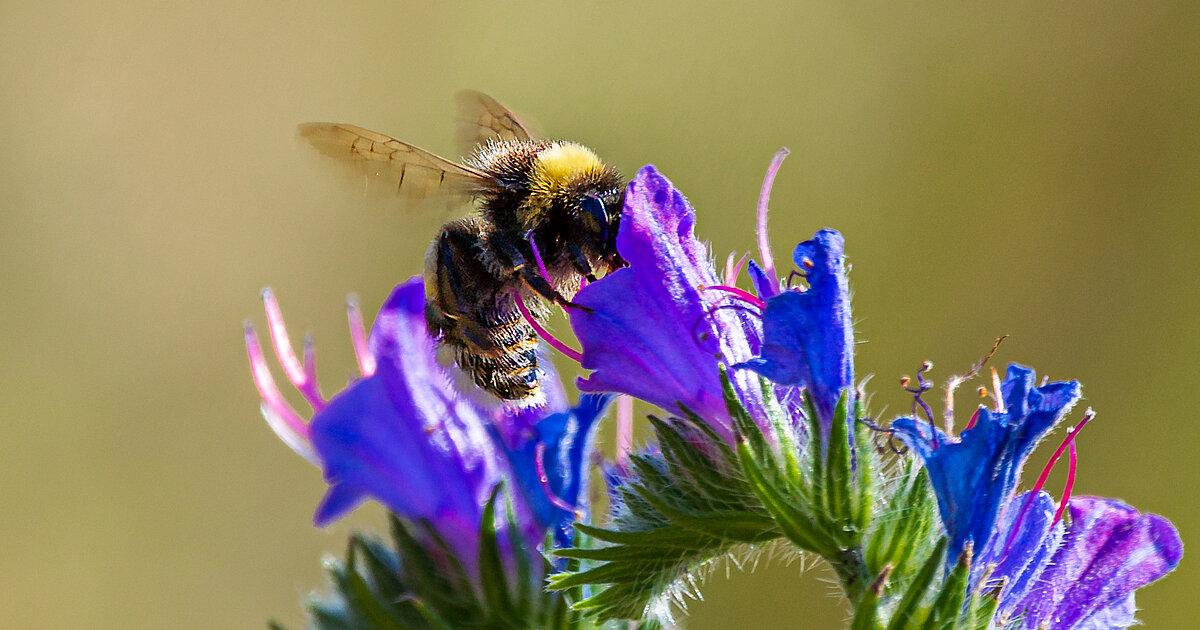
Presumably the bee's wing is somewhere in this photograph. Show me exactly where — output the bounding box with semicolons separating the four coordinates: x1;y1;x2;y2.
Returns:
455;90;537;152
299;123;491;201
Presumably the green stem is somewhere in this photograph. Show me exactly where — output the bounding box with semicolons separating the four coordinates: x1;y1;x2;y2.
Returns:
829;545;871;603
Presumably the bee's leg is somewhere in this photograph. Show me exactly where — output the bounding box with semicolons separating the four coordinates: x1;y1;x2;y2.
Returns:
490;234;592;312
431;224;480;318
517;265;593;313
565;243;598;283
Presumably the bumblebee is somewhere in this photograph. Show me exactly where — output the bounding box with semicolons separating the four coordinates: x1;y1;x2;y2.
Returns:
299;91;625;403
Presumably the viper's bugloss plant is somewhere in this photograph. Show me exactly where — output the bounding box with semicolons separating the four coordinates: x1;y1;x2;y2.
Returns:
247;152;1181;630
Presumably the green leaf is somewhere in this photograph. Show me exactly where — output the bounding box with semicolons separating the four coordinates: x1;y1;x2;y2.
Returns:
333;544;406;630
477;486;521;626
737;438;834;555
920;545;972;630
850;566;891;630
866;463;937;590
963;582;1003;630
825;391;852;530
549;410;784;622
885;537;948;630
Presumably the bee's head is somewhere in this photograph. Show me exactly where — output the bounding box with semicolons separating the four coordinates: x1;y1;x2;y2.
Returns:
578;187;624;254
527;142;625;251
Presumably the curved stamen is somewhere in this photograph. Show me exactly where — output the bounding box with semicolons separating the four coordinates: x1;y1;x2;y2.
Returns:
514;293;583;363
1003;409;1094;554
1055;440;1078;524
303;335;319;387
990;367;1007;414
943;335;1007;434
346;296;376;377
535;442;577;513
262;289;326;409
245;323;316;463
724;251;751;286
902;361;938;450
756;148;790;282
964;404;983;431
699;284;767;310
690;302;763;355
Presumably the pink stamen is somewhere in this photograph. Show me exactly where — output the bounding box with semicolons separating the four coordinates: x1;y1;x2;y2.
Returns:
964;405;983;431
1055;440;1078;523
535;442;577;513
579;275;589;291
525;231;552;284
616;395;634;468
244;323;313;454
346;296;376;377
724;251;751;286
700;284;766;310
303;336;319;386
1003;409;1094;554
262;289;325;409
756;148;790;283
514;293;583;362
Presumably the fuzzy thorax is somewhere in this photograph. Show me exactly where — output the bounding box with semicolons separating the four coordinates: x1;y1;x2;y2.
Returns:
522;142;607;229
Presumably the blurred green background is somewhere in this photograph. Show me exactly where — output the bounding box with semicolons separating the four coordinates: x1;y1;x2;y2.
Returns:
1;2;1196;628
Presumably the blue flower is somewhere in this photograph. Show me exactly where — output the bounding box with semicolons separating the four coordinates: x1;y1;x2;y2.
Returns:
245;278;604;578
569;165;765;441
503;393;610;548
735;230;855;433
979;491;1182;629
891;364;1081;560
892;364;1182;628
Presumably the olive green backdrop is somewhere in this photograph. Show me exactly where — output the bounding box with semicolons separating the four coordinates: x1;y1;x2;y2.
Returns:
1;2;1196;628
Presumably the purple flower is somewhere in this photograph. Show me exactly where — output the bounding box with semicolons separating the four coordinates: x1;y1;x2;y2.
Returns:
569;165;764;441
891;364;1081;560
566;156;856;447
979;491;1182;629
735;229;854;432
245;278;604;576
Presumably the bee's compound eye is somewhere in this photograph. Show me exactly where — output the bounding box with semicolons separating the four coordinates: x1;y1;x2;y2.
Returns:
581;195;607;225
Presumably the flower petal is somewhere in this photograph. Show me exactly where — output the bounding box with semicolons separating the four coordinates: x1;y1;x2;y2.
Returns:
1000;496;1183;629
735;229;853;429
310;279;508;563
506;394;611;548
891;364;1081;560
571;165;762;439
